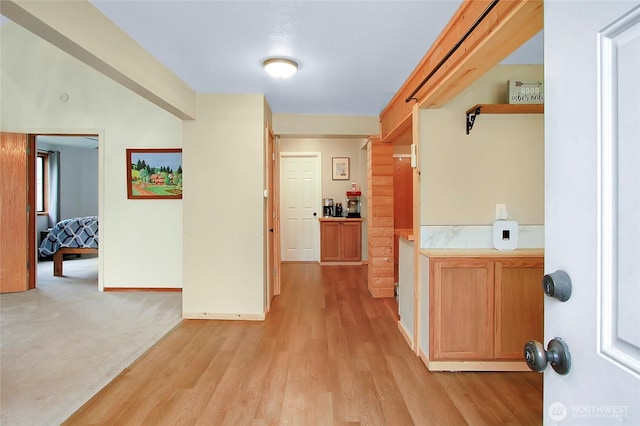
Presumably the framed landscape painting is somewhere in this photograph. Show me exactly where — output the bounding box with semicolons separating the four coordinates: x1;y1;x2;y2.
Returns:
126;148;183;199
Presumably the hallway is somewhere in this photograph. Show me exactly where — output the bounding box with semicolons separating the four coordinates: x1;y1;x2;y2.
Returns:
66;263;542;425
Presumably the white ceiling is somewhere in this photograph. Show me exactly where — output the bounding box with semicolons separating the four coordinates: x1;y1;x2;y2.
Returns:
87;0;543;117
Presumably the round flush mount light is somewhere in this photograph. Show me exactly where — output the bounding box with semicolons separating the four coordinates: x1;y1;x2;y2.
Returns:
263;58;298;79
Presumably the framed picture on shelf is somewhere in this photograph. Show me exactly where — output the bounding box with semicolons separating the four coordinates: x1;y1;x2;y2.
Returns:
126;148;183;199
332;157;350;180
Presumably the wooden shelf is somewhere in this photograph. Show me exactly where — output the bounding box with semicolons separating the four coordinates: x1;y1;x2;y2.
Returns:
466;103;544;134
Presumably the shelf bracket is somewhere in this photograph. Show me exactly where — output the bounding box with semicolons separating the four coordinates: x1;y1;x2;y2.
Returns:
466;106;481;134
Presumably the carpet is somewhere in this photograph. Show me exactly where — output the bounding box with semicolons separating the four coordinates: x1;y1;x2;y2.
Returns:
0;257;182;425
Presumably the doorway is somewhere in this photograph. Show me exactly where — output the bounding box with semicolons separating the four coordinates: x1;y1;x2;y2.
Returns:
34;134;99;289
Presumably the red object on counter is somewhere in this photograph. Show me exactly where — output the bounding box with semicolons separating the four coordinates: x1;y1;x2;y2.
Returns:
346;191;361;196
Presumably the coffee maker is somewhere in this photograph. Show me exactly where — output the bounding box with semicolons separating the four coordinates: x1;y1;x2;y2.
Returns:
323;198;334;217
334;203;343;217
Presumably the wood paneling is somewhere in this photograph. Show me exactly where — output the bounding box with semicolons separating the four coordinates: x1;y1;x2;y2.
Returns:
367;138;394;298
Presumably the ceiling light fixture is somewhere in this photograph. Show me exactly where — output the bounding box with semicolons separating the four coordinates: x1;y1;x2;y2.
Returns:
263;58;298;79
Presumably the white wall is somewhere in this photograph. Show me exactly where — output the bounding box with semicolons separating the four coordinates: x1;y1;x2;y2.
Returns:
1;22;183;289
420;64;544;226
182;94;267;319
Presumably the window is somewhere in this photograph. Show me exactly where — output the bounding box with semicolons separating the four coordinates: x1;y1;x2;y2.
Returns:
37;152;48;213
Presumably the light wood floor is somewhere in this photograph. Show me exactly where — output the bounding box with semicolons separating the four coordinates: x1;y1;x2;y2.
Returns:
65;263;542;425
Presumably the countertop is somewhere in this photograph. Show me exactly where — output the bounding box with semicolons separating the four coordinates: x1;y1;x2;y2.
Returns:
394;228;415;241
318;217;364;222
420;248;543;257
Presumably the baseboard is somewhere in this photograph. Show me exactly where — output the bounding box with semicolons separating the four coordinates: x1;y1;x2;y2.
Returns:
398;321;414;351
369;287;395;298
418;347;430;366
424;359;531;372
103;287;182;292
182;312;265;321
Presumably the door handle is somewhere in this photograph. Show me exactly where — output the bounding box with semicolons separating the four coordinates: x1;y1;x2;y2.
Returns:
269;228;274;233
524;338;571;375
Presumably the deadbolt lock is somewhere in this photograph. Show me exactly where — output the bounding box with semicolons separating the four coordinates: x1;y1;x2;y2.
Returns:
543;270;572;302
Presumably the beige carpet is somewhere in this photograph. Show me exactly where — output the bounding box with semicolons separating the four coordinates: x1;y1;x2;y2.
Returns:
0;256;182;425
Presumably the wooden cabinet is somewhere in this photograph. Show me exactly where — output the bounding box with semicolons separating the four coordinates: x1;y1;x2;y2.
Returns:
319;219;362;264
425;251;544;370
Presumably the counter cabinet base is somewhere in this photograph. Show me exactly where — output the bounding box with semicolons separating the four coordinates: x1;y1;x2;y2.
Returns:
319;261;362;266
418;348;531;372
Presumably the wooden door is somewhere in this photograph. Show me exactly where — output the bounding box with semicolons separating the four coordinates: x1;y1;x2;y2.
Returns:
494;258;544;359
0;132;30;293
430;258;494;360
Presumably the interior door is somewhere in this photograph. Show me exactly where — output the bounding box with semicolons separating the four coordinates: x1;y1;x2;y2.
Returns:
0;132;29;293
544;2;640;423
280;152;320;262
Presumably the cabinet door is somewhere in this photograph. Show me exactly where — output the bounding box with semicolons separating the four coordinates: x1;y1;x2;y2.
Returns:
320;221;341;261
494;258;544;359
431;258;495;360
340;221;361;261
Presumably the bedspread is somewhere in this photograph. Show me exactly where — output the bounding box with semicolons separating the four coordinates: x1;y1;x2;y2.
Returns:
39;216;99;256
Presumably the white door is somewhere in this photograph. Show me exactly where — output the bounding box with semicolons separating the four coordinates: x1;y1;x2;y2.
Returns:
280;152;320;262
544;1;640;424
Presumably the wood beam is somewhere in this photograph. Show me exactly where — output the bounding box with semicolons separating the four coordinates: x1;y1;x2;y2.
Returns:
379;0;543;142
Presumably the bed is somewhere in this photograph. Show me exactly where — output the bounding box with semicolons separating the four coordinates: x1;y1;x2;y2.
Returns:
39;216;98;276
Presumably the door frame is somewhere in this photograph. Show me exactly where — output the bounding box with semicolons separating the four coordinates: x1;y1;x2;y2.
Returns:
264;124;279;309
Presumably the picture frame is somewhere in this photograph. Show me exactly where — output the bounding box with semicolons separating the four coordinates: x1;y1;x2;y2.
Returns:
126;148;183;199
332;157;350;180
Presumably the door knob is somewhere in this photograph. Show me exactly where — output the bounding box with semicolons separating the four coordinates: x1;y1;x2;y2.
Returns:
524;338;571;375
